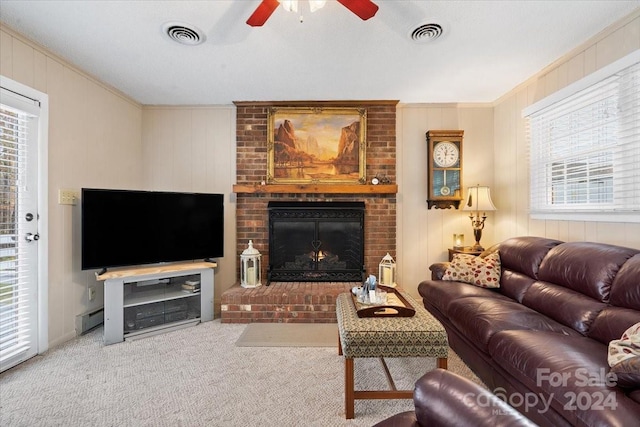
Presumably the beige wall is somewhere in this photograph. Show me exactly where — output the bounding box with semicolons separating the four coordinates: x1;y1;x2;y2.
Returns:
493;9;640;249
396;105;494;297
141;106;237;310
1;25;144;347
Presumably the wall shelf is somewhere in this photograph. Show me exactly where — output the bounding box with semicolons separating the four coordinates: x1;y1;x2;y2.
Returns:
233;184;397;194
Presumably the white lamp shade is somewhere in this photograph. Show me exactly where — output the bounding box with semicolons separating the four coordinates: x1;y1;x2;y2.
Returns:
463;186;497;212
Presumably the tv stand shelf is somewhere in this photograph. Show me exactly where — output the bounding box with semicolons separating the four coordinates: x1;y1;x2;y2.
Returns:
123;283;200;308
97;262;216;345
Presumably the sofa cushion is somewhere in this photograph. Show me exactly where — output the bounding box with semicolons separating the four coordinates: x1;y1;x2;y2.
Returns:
418;279;511;317
610;253;640;310
442;252;501;288
521;281;607;335
586;306;640;345
446;297;580;352
498;236;562;279
488;330;640;427
537;242;639;303
498;270;536;303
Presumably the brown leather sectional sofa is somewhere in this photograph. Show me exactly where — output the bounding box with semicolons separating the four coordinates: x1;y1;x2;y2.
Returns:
418;236;640;426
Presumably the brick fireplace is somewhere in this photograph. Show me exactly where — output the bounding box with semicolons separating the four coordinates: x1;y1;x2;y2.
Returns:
221;100;398;323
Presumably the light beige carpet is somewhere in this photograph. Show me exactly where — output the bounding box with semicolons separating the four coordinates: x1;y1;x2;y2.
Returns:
236;322;338;347
0;320;483;426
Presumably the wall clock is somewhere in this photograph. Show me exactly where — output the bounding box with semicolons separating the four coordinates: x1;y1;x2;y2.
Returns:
426;130;464;209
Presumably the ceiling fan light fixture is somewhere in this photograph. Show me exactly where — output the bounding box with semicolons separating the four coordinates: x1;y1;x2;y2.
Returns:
281;0;298;13
247;0;376;26
309;0;327;12
281;0;326;13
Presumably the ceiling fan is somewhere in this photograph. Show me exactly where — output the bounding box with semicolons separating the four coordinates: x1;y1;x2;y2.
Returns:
246;0;379;27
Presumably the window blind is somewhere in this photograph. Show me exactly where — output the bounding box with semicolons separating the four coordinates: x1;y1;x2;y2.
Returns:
525;51;640;222
0;104;32;367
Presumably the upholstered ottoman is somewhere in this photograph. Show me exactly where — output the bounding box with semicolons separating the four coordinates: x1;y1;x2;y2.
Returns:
336;292;448;419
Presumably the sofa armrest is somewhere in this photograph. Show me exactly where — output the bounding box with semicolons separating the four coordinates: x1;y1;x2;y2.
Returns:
372;411;420;427
428;242;499;280
429;262;449;280
413;369;537;427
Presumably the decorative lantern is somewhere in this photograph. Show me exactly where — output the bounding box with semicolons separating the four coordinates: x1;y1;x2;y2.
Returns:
240;240;262;288
378;253;396;287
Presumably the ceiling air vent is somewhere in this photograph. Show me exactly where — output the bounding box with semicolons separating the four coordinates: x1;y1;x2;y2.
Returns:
163;22;205;46
409;23;444;43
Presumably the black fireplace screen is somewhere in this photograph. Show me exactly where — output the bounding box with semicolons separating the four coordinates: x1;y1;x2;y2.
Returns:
268;201;365;283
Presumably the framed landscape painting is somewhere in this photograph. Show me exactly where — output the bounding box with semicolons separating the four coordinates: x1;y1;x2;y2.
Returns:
267;107;367;184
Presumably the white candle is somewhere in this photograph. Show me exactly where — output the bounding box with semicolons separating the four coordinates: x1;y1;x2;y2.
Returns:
247;267;255;286
382;268;391;285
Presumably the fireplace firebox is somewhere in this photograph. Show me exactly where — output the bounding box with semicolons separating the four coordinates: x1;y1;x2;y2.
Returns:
267;201;365;283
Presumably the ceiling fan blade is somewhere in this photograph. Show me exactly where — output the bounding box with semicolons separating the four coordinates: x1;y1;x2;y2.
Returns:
246;0;280;27
336;0;379;20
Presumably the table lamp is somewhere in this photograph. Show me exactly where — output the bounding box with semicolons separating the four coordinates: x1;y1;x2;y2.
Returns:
462;185;496;251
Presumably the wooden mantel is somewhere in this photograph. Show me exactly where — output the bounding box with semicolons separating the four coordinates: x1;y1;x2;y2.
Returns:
232;183;397;194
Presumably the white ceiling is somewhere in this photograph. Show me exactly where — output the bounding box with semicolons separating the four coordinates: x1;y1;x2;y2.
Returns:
1;1;639;105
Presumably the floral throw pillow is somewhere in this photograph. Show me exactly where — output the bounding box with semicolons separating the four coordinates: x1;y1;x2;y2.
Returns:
442;252;501;288
608;322;640;389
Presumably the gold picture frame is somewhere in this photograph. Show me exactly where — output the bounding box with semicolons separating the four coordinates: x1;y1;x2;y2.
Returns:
267;106;367;184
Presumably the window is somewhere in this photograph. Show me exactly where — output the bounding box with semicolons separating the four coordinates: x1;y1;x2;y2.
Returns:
524;50;640;222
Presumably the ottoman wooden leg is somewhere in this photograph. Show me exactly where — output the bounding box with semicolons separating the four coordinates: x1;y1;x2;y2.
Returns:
345;357;355;419
437;357;447;369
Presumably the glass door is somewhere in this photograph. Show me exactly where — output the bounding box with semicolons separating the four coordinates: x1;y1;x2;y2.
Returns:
0;85;41;372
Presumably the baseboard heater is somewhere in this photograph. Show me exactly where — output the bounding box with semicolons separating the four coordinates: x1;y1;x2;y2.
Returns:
75;307;104;335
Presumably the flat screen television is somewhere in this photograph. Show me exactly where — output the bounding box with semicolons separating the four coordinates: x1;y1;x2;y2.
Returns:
81;188;224;270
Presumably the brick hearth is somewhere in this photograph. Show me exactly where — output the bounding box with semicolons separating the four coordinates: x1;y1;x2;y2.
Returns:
220;282;357;323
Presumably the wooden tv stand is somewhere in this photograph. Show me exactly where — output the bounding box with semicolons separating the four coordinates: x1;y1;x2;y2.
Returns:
97;262;216;345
